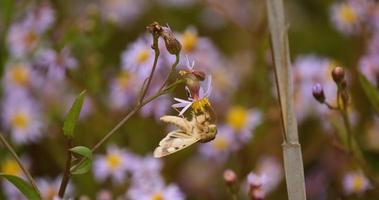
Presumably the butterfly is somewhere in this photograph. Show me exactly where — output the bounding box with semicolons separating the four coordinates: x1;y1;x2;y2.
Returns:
154;113;217;158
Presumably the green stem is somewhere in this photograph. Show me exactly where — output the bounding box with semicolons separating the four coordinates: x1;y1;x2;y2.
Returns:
58;139;73;198
0;133;40;196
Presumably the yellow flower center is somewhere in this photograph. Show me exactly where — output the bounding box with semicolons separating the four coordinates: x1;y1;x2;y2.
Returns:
136;49;150;64
10;65;29;86
182;30;198;53
339;4;358;24
11;112;29;129
151;192;164;200
352;175;365;192
117;72;130;89
212;136;229;151
106;153;122;170
192;98;211;113
227;106;248;130
1;159;21;176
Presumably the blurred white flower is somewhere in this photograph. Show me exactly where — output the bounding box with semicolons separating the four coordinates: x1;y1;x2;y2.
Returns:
342;171;371;195
1;157;30;200
330;1;362;34
36;176;73;200
2;92;44;144
256;156;282;193
36;47;77;81
127;155;185;200
3;61;39;93
108;71;140;110
100;0;146;26
198;125;236;162
225;105;261;142
140;95;171;120
7;23;40;58
127;183;185;200
246;172;266;200
130;156;164;191
121;35;161;78
24;3;55;33
93;145;138;183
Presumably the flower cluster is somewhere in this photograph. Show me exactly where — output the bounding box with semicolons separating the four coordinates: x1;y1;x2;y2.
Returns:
92;145;185;199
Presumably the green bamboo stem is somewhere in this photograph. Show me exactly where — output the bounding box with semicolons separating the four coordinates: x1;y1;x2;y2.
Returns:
266;0;307;199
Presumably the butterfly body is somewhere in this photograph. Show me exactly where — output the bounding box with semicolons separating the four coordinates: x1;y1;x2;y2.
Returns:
154;113;217;158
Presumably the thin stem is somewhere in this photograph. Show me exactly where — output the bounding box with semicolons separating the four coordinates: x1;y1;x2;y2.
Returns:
336;88;353;153
0;133;40;196
58;139;73;198
323;101;339;110
139;35;160;104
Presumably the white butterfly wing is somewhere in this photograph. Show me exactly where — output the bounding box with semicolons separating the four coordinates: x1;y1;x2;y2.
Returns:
154;130;200;158
160;115;191;132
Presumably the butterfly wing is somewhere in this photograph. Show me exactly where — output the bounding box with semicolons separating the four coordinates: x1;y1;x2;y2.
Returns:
154;130;200;158
160;115;191;132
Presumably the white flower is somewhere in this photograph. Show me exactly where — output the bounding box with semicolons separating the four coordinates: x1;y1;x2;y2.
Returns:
2;92;44;144
93;145;138;183
172;74;212;116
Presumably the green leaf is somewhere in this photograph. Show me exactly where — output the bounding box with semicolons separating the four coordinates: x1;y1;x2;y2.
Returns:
359;74;379;113
0;173;40;200
69;146;92;175
63;91;86;138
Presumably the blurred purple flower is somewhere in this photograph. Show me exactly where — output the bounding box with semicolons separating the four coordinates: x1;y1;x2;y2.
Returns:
93;145;138;184
342;171;371;195
2;92;44;144
36;47;78;81
36;176;73;200
100;0;146;27
330;0;363;34
225;105;262;142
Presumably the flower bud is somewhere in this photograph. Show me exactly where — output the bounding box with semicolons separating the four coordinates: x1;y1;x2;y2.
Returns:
146;22;163;35
181;73;201;98
223;169;237;186
312;83;325;103
161;26;181;55
332;67;345;84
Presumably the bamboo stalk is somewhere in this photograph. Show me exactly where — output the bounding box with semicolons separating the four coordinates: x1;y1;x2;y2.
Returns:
266;0;307;199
